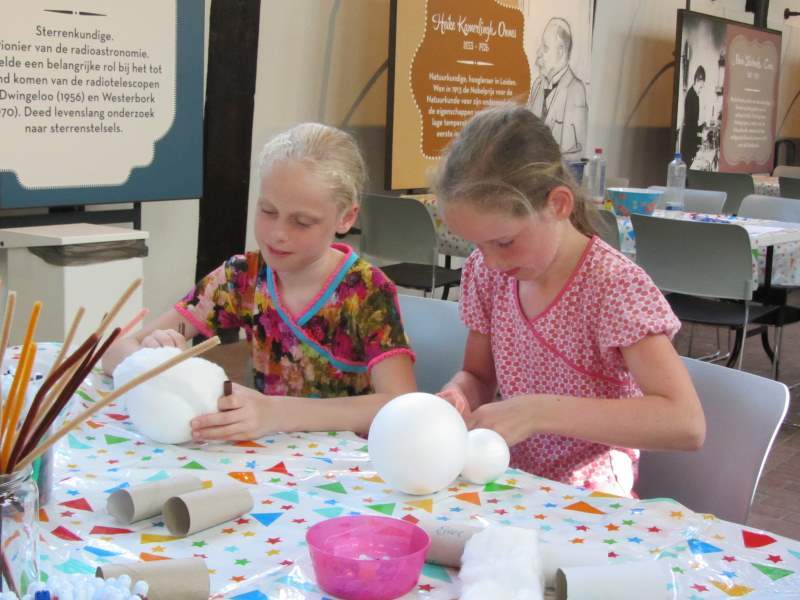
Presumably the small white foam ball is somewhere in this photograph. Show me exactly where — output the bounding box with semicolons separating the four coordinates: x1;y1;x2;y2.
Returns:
368;392;468;495
461;428;510;484
113;346;228;444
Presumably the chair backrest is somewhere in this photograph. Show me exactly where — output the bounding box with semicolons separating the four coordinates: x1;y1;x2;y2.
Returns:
637;357;788;524
647;186;726;214
596;209;621;250
360;194;439;265
779;176;800;200
773;164;800;179
738;194;800;223
630;214;754;300
687;170;755;214
398;294;468;393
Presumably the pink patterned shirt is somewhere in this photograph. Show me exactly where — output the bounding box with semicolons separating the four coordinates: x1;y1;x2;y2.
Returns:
459;236;680;496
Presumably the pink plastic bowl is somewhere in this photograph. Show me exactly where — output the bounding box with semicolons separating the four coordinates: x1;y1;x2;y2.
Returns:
306;515;431;600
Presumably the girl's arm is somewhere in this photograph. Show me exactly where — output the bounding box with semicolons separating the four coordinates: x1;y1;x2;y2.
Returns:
101;309;199;375
469;333;706;451
190;353;417;440
440;330;498;412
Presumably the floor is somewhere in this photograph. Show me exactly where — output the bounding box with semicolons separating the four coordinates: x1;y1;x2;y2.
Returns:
202;286;800;540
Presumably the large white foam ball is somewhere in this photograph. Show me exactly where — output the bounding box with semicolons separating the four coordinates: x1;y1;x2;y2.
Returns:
461;428;511;484
368;392;468;495
113;347;228;444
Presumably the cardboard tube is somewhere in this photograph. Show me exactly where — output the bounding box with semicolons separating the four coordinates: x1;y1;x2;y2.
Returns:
540;541;615;588
415;516;485;567
107;476;203;524
96;557;209;600
163;485;253;536
554;561;672;600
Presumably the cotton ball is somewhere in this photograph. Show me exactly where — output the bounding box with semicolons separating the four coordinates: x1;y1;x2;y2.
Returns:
368;392;468;495
113;346;228;444
461;428;510;485
460;526;543;600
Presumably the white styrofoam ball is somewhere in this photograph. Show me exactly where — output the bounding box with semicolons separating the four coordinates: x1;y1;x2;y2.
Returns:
461;428;510;484
113;346;228;444
368;392;468;495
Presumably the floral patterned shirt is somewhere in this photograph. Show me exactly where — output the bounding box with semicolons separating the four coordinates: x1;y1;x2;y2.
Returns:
459;236;680;497
176;244;414;397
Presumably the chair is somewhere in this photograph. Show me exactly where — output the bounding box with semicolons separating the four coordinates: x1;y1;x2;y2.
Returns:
596;209;621;250
648;186;726;214
398;294;468;393
779;176;800;200
738;194;800;222
737;194;800;380
636;357;788;524
630;214;781;370
359;193;462;297
772;165;800;179
687;170;755;214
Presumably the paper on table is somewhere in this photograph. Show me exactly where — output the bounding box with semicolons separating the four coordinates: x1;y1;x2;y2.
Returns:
96;557;210;600
163;484;253;536
554;561;673;600
107;475;203;524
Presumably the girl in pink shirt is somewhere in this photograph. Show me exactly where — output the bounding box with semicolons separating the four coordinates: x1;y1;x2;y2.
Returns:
435;105;705;497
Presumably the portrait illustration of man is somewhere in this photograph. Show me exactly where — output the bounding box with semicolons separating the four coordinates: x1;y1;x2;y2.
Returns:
527;17;588;160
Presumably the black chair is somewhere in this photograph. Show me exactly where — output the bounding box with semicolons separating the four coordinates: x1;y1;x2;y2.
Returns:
631;214;783;373
779;176;800;200
687;170;755;214
359;193;461;298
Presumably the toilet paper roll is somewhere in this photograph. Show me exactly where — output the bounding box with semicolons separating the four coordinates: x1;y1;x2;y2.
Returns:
96;557;209;600
554;561;673;600
163;484;253;536
415;516;485;567
540;541;616;588
107;476;204;524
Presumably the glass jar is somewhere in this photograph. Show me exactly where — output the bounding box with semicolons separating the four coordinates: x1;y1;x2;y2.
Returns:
0;466;39;596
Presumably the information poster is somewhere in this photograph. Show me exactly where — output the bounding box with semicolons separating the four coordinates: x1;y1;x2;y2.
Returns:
674;10;781;174
0;0;203;208
389;0;531;190
387;0;593;191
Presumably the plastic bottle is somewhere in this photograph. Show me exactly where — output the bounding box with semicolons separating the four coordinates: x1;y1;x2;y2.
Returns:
585;148;607;207
665;152;687;211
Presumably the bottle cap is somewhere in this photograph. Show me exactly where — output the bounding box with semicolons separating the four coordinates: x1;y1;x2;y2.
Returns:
674;152;682;159
594;148;603;154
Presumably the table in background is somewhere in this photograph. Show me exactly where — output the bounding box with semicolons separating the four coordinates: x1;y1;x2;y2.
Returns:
753;175;780;197
618;210;800;288
20;343;800;598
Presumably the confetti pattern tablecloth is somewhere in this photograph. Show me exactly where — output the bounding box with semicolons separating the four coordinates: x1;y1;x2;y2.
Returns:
14;344;800;599
753;176;780;197
619;210;800;288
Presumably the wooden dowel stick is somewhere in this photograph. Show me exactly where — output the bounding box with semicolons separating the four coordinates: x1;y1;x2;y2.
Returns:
47;307;85;379
0;342;36;472
94;279;142;338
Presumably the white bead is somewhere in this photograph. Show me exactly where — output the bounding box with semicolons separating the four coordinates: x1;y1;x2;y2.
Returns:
132;581;148;596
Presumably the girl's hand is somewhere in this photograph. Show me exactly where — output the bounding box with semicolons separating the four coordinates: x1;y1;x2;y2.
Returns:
141;328;185;349
469;396;538;446
190;383;279;441
437;385;473;424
